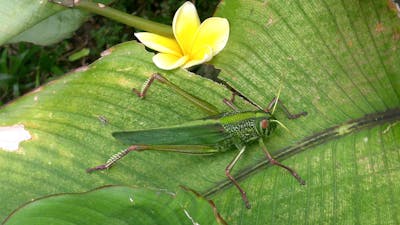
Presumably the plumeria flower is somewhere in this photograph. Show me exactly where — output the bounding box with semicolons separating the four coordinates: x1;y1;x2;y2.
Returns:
134;1;229;70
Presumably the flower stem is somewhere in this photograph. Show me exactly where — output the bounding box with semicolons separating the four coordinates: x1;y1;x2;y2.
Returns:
49;0;174;37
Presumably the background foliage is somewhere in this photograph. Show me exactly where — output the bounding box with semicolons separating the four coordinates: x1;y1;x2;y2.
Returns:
0;0;218;105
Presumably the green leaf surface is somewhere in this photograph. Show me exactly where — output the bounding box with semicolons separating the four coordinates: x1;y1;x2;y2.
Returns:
3;186;226;225
1;0;400;224
0;0;87;46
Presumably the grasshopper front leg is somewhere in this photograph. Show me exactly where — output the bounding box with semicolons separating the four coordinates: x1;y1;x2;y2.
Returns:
133;73;219;116
258;138;305;185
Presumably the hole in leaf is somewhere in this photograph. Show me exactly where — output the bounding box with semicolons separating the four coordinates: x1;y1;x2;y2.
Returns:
0;124;31;152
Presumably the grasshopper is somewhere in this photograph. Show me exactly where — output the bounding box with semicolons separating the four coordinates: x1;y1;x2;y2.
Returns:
87;73;307;208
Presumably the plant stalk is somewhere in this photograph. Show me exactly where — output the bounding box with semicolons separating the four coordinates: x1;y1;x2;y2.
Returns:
49;0;174;37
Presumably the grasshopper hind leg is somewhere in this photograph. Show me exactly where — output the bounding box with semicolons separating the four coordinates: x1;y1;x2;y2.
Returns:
87;145;219;173
132;73;219;116
132;73;164;99
86;146;141;173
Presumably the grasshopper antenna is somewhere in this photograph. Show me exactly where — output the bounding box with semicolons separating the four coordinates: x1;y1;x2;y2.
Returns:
270;119;295;137
271;84;282;115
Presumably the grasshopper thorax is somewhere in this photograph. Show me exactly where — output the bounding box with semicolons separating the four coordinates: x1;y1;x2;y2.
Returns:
220;111;277;145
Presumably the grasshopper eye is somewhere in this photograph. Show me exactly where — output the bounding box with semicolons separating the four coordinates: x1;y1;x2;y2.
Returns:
260;119;268;130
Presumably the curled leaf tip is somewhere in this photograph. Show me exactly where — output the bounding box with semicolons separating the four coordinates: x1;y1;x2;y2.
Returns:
134;1;229;70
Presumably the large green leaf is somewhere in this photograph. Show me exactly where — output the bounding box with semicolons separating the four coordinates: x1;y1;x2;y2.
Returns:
0;41;235;224
0;0;87;45
1;0;399;224
3;186;226;225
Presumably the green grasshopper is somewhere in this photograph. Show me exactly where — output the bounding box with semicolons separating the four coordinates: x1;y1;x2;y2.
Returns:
87;73;307;209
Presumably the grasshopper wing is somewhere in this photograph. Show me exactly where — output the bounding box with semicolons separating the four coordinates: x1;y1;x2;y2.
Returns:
112;119;230;146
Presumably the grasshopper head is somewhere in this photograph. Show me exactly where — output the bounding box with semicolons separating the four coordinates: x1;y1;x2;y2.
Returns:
257;114;278;136
266;115;278;135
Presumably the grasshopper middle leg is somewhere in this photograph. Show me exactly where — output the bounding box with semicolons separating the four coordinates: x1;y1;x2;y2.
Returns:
225;146;251;209
265;97;307;119
222;89;307;119
223;92;240;111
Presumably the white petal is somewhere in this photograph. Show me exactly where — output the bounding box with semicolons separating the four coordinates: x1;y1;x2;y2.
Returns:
134;32;182;56
192;17;229;56
153;53;189;70
173;1;200;54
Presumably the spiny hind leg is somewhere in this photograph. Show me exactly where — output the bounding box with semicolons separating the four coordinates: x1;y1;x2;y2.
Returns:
132;73;166;98
86;145;144;173
132;73;219;116
87;144;219;173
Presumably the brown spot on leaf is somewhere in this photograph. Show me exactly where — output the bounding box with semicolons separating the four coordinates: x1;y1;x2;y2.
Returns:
393;30;400;41
74;66;89;72
348;40;353;47
265;17;275;27
101;48;114;57
387;0;399;12
375;22;384;33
